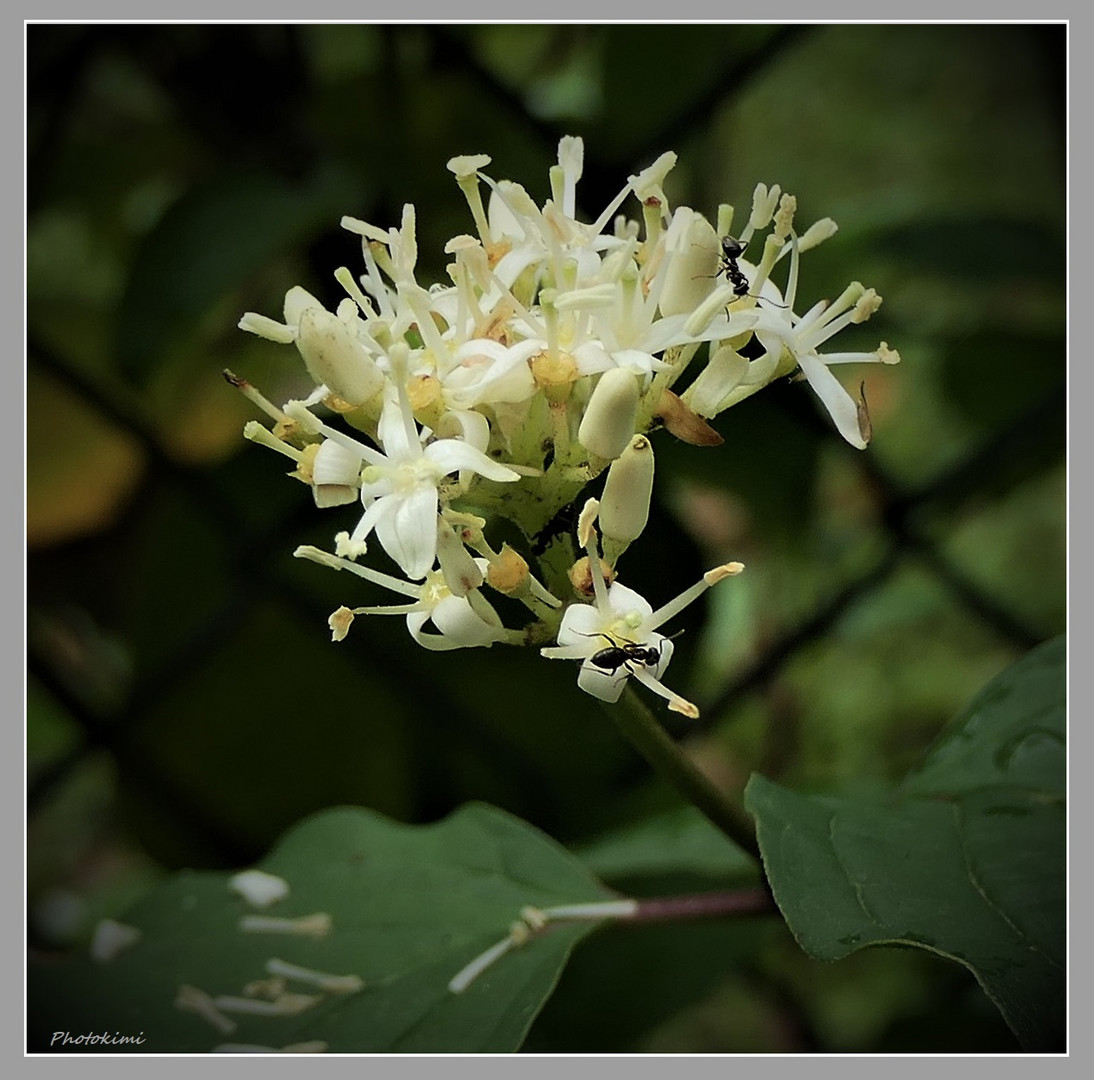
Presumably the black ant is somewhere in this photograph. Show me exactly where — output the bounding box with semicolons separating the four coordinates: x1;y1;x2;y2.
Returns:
715;234;787;309
717;235;752;300
583;632;681;675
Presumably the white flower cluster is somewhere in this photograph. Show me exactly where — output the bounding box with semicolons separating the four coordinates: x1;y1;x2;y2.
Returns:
234;137;898;715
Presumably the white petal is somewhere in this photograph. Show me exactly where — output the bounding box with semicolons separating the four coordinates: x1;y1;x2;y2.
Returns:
424;439;520;482
571;341;615;376
406;610;463;652
430;595;503;647
312;439;363;487
577;660;629;702
797;351;867;449
442;409;491;452
376;391;421;461
375;487;439;580
313;484;359;509
610;349;663;379
557;602;605;647
605;582;654;622
350;496;390;545
540;642;595;661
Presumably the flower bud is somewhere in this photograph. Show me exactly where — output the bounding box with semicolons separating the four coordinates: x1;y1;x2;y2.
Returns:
600;435;655;545
295;306;384;407
578;367;639;460
284;286;322;325
659;213;720;317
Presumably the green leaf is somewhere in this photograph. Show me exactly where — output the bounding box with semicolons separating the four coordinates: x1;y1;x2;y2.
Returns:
29;804;616;1053
744;637;1065;1051
576;805;758;884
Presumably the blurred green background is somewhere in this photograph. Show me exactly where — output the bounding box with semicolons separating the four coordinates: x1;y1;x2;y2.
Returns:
27;23;1065;1053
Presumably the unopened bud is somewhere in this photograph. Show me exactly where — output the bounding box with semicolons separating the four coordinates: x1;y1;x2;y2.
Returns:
600;435;655;545
659;213;720;317
578;368;639;460
284;286;323;326
296;307;384;406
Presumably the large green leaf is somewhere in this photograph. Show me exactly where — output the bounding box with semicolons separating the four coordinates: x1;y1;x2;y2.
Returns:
29;804;616;1053
576;805;758;884
745;637;1065;1051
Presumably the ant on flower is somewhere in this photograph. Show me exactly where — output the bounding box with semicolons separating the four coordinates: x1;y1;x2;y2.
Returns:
583;632;682;676
716;234;786;309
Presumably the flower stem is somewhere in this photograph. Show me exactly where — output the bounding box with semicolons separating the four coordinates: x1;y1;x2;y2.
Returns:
628;887;773;923
603;686;761;862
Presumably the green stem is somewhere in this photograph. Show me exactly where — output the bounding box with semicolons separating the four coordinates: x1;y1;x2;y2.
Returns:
603;686;761;862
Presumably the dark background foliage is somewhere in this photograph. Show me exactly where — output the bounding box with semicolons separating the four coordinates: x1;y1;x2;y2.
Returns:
27;23;1065;1052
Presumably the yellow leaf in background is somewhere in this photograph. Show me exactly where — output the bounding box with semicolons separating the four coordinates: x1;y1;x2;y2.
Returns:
26;370;146;548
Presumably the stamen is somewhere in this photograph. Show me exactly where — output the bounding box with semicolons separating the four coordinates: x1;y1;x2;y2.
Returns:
238;913;332;938
540;900;638;920
631;666;700;719
175;985;236;1034
243;422;304;463
265;958;365;993
797;217;838;252
448;158;495;248
237;312;295;345
447;936;517;994
556;135;584;219
294;545;420;598
447;897;640;993
334;266;377;318
340;215;391;244
646;562;743;631
224;370;289;422
578;499;611;613
213;993;322;1017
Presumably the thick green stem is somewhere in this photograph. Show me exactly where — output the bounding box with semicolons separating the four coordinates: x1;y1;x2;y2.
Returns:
603;686;761;862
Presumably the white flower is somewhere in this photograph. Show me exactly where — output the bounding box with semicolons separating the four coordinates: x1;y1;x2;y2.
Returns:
541;499;744;716
750;259;899;448
542;581;681;708
452;135;641;299
684;192;900;448
285;388;520;581
295;546;515;651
